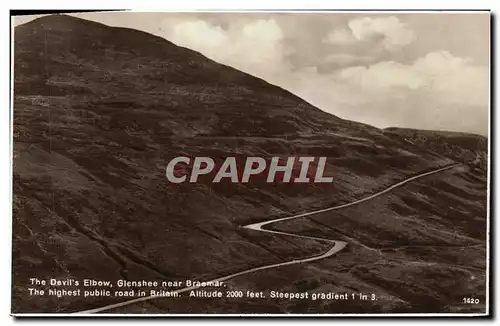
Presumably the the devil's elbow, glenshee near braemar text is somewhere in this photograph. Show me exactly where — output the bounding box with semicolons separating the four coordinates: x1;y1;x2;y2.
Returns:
10;10;491;317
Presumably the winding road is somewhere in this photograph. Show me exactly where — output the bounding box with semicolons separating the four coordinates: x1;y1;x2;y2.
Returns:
76;163;458;314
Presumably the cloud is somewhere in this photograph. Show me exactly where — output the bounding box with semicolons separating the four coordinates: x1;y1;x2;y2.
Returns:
321;50;488;134
336;51;489;108
161;18;291;80
170;20;228;49
157;15;488;135
324;16;415;51
323;28;357;44
337;61;424;90
349;16;416;48
321;53;377;70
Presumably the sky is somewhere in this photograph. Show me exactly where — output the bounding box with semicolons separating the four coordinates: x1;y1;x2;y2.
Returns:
13;12;490;135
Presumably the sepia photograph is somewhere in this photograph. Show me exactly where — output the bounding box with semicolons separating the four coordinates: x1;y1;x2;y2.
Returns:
10;10;491;316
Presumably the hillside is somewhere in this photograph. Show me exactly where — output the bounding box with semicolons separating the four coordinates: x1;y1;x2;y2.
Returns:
12;14;488;314
384;127;488;170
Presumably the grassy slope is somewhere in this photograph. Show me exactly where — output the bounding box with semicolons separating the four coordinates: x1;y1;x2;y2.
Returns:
12;15;487;313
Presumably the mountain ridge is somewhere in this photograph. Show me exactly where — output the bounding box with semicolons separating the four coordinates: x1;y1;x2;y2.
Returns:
15;14;351;134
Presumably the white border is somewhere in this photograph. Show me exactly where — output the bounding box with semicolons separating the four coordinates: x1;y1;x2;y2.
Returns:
10;313;491;317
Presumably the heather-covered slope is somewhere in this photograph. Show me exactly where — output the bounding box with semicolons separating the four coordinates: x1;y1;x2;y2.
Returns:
12;14;488;313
